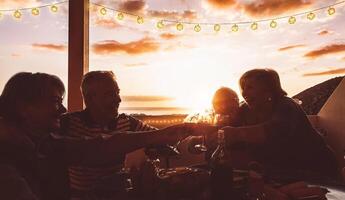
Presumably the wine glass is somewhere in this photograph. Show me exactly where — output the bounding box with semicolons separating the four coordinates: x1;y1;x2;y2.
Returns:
184;111;213;152
213;114;230;127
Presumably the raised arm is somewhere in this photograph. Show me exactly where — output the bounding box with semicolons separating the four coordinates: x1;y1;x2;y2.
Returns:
221;123;269;145
43;124;190;165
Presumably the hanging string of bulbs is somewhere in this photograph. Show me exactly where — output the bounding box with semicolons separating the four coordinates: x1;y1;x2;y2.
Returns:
0;0;344;33
93;1;344;32
0;1;67;19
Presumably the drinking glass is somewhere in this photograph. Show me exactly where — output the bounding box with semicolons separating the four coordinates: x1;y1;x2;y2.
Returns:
184;112;212;152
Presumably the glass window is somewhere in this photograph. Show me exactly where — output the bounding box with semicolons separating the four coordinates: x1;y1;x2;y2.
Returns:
0;1;68;104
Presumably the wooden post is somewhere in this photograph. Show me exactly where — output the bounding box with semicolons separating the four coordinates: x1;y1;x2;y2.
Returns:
68;0;89;111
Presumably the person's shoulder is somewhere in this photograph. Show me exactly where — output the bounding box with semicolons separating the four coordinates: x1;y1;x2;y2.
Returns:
274;97;307;118
59;110;88;133
61;110;85;120
118;113;130;119
60;110;90;126
276;97;301;110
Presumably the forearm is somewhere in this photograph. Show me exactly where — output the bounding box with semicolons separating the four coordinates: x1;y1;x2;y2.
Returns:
58;129;172;165
226;124;268;145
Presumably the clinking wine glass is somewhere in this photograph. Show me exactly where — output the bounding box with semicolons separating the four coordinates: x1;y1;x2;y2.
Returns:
213;114;231;127
184;111;213;152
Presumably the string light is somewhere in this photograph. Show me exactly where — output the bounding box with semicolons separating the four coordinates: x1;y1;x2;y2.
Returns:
156;20;164;29
117;12;124;20
13;10;22;19
31;8;40;16
194;24;201;32
214;24;221;32
176;23;183;31
251;22;258;30
99;7;107;15
0;1;66;19
270;20;277;28
50;4;58;13
85;0;344;33
0;0;344;33
307;12;315;20
288;16;296;24
136;16;144;24
328;7;335;15
231;24;239;32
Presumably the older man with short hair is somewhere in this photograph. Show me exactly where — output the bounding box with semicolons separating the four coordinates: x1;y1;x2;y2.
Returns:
62;71;181;198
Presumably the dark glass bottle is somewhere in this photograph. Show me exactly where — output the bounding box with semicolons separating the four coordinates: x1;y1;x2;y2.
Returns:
210;129;233;200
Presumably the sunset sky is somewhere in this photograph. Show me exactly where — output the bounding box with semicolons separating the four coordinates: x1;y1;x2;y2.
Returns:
1;0;345;115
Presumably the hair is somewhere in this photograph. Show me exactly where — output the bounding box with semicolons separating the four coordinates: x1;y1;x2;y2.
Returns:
212;87;239;104
0;72;65;122
239;68;287;99
81;71;117;105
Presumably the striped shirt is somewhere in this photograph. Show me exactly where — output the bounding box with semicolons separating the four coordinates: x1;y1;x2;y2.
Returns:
60;110;156;192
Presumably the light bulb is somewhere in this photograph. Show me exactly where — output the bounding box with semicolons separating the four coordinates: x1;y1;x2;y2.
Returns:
214;24;221;32
31;8;39;16
117;12;124;20
51;5;58;13
231;24;239;32
251;22;258;30
328;7;335;15
156;20;164;29
176;23;183;31
194;24;201;32
100;7;107;15
13;10;22;19
137;16;144;24
270;20;277;28
307;12;315;20
288;16;296;24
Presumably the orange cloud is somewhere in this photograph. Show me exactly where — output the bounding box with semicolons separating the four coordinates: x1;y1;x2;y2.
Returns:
93;18;121;29
318;30;331;36
92;37;160;55
241;0;314;18
148;10;197;20
206;0;237;9
304;44;345;59
160;33;179;40
119;0;146;13
32;43;66;51
302;68;345;76
278;44;305;51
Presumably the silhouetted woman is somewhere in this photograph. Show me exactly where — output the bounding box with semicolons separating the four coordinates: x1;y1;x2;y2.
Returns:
222;68;339;179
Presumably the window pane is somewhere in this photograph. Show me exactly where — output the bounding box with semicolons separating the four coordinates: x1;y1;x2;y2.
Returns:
0;1;68;104
89;0;345;115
